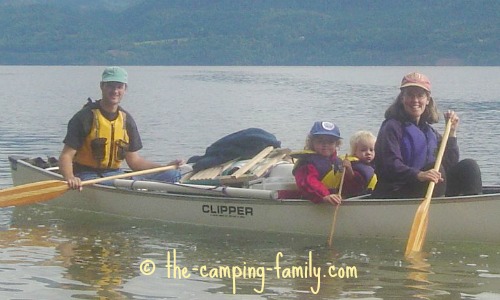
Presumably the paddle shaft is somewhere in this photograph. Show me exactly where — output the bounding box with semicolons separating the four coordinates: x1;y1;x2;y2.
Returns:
328;161;346;247
80;165;177;186
405;118;453;257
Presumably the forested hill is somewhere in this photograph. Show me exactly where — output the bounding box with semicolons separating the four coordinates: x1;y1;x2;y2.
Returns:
0;0;498;66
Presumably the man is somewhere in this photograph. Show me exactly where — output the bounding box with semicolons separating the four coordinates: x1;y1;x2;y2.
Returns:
59;66;182;190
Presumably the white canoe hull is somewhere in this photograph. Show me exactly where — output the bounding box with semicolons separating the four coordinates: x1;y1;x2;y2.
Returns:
8;156;500;243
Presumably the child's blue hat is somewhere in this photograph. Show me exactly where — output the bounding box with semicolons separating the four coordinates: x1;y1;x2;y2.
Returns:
310;121;342;139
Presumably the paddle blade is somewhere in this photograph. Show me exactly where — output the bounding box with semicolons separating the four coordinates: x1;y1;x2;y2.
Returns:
0;180;69;208
405;199;431;257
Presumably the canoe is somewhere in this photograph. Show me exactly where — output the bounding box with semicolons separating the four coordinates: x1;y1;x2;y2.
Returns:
6;155;500;243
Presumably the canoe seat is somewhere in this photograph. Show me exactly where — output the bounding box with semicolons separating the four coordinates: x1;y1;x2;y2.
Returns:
180;147;291;185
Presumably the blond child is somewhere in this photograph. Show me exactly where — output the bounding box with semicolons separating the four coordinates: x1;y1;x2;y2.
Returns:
342;130;377;198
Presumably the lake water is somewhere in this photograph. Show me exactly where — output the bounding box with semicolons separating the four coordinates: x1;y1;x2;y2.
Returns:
1;66;500;299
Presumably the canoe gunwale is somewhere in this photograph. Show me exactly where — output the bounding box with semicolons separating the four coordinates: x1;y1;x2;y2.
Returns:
8;155;500;206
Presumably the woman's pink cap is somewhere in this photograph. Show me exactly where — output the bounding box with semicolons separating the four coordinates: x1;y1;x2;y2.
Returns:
400;72;431;92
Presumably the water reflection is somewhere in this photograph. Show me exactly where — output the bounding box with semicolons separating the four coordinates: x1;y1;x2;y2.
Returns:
0;213;94;298
2;205;369;298
403;244;500;300
3;203;500;299
405;252;445;299
0;207;13;230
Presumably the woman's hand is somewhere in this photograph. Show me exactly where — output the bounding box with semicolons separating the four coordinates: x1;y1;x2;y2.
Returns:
416;169;443;184
444;110;459;137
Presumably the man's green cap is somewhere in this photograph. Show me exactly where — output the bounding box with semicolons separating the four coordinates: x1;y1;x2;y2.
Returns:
102;66;128;83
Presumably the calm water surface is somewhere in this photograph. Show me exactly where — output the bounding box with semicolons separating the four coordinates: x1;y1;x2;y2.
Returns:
1;66;500;299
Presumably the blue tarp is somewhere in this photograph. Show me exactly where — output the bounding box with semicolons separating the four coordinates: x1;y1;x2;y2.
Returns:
187;128;281;172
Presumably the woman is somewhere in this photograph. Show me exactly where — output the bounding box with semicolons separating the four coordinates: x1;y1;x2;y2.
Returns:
372;72;482;198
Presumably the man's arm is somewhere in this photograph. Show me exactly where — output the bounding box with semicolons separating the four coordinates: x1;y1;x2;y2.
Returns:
125;151;161;171
59;144;82;190
125;151;184;171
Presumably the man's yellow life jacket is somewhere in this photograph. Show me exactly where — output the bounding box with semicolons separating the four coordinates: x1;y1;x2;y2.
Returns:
74;108;129;169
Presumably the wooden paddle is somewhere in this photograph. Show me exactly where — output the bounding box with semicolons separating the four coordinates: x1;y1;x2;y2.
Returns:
405;118;452;257
0;165;177;208
328;157;347;247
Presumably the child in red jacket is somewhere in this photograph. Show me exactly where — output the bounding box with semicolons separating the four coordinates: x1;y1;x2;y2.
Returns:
292;121;343;205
